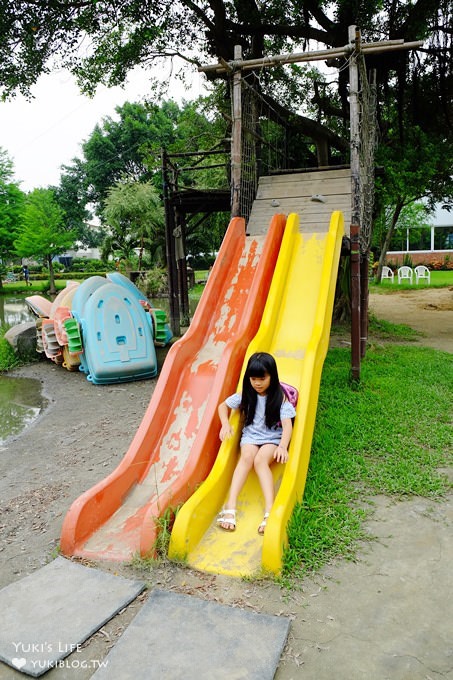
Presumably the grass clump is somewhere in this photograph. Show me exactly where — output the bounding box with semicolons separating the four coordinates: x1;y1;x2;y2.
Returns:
0;326;23;371
129;505;184;568
332;313;423;344
368;314;422;341
284;344;452;577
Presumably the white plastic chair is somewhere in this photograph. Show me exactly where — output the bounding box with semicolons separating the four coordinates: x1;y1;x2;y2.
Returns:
381;266;394;283
414;265;431;285
397;266;413;284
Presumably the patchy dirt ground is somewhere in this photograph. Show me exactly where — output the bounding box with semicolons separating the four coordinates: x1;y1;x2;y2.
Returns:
0;288;451;679
369;286;453;353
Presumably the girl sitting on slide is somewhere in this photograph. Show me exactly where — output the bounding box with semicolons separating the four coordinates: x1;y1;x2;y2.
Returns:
217;352;296;535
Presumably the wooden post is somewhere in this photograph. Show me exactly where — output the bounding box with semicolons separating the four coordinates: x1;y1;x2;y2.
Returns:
231;45;242;218
176;211;190;326
350;224;361;380
360;252;369;358
349;25;361;380
161;148;180;336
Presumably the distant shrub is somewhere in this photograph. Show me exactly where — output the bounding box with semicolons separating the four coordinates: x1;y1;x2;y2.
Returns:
402;253;414;268
71;258;107;272
137;268;168;297
384;260;398;272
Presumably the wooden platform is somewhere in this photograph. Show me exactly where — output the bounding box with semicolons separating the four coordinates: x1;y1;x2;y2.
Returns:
247;168;351;235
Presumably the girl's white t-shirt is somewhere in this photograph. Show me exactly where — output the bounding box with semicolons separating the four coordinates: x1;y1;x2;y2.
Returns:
225;393;296;445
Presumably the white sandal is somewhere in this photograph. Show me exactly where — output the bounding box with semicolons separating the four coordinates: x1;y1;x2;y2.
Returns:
258;512;270;535
217;509;236;531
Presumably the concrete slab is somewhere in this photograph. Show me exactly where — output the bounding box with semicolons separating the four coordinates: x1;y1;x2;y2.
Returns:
0;557;145;677
92;588;290;680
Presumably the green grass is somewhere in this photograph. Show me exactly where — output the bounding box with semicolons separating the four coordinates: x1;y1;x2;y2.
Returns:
367;314;422;341
0;279;69;294
0;326;23;371
284;343;452;577
331;314;423;342
371;269;453;292
429;270;453;285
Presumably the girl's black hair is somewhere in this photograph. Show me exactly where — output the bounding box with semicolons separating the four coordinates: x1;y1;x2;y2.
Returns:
240;352;283;428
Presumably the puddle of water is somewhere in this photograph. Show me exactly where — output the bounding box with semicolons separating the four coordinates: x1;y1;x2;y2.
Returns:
0;376;47;445
0;295;36;328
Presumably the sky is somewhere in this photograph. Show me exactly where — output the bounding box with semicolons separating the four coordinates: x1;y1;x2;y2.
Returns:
0;65;206;192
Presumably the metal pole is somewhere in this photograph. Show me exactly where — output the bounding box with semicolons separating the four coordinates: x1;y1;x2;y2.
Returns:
231;45;242;218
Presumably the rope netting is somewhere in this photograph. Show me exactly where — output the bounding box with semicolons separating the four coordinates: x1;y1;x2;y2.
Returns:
231;74;290;222
230;53;378;234
356;55;378;254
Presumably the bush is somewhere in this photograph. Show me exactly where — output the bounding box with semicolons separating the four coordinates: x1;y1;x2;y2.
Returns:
70;258;107;272
384;260;398;272
188;254;216;269
137;268;168;297
402;253;414;268
53;272;106;280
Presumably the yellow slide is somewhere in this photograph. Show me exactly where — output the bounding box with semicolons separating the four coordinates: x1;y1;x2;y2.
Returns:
169;211;344;576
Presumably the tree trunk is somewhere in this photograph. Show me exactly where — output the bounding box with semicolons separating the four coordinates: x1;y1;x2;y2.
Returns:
48;255;57;296
375;200;404;283
332;256;351;323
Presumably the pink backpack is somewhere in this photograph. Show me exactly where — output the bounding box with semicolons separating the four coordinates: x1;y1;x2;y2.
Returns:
280;382;298;409
277;382;298;427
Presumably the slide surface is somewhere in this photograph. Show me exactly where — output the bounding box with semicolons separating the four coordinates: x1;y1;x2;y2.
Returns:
169;211;344;576
60;215;286;560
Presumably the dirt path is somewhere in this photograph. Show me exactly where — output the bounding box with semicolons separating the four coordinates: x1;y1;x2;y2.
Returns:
369;286;453;353
0;289;451;679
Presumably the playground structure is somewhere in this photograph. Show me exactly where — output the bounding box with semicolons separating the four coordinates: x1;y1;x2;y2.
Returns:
61;179;345;574
25;273;172;384
61;28;424;575
61;214;286;560
169;210;344;576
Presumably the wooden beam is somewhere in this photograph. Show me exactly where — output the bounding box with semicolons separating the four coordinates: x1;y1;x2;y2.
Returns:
231;45;242;218
199;46;348;74
198;39;424;75
359;40;424;55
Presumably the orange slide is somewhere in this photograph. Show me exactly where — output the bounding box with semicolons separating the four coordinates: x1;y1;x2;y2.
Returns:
60;215;286;561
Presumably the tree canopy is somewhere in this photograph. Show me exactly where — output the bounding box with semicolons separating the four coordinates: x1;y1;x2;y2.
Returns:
62;99;228;217
0;148;25;283
102;180;164;269
2;2;450;144
59;98;230;264
1;1;451;263
14;187;75;293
